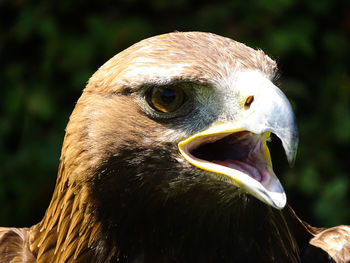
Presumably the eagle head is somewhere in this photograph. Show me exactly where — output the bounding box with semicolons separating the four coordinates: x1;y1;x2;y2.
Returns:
65;31;297;207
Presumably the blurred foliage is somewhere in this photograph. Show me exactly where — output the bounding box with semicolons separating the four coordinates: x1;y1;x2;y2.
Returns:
0;0;349;227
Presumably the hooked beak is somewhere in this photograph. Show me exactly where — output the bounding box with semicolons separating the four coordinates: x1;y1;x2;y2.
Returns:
178;71;298;209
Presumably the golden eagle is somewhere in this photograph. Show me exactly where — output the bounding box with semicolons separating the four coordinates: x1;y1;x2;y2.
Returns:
0;32;349;263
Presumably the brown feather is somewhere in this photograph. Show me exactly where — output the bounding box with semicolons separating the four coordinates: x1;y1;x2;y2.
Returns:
0;227;35;263
310;226;350;263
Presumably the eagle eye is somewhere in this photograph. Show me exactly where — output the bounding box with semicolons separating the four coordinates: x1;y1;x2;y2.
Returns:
146;85;186;113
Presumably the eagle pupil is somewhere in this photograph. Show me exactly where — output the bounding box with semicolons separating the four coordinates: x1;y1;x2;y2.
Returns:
161;89;176;104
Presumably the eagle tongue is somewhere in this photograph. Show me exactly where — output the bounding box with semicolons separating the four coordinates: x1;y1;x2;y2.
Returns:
212;159;262;182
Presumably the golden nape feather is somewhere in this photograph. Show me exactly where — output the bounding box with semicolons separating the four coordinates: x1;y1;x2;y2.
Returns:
1;32;349;263
310;226;350;262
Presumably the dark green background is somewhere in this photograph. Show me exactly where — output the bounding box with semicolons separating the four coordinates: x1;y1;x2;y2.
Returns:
1;0;349;228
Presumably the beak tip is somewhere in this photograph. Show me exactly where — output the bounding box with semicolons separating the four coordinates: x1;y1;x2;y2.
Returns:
287;135;298;168
270;190;287;210
287;150;297;167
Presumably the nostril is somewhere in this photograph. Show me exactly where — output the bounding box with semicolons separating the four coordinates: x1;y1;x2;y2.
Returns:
244;96;254;109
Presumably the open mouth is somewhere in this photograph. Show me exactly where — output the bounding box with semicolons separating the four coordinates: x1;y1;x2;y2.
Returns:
190;131;270;184
178;127;286;209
